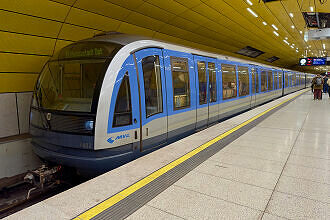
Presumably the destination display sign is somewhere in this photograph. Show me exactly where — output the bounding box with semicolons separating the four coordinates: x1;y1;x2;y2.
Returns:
299;57;327;66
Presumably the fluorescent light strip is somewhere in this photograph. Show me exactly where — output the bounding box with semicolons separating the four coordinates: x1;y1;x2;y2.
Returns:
323;44;326;49
299;31;303;34
283;39;289;45
272;24;278;30
310;6;314;12
247;8;258;17
262;21;267;25
289;13;294;17
291;25;294;29
273;31;279;36
246;0;253;6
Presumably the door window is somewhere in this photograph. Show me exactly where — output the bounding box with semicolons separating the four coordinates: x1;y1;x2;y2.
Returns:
171;57;190;110
238;66;249;96
279;72;282;88
274;72;278;90
208;62;217;102
261;70;267;92
268;71;273;91
251;68;256;94
113;72;132;127
222;64;237;100
197;61;207;105
141;55;163;118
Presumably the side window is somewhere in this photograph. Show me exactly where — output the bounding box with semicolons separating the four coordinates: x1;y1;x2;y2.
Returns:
268;71;273;91
142;55;163;118
222;64;237;100
261;70;267;92
208;62;217;102
238;66;249;96
251;68;256;94
171;57;190;110
197;61;207;105
113;72;132;127
279;72;282;88
285;73;288;87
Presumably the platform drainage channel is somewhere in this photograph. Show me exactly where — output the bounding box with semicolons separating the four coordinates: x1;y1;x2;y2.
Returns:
90;94;303;220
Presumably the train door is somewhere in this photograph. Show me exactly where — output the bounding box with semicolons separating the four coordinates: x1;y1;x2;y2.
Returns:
250;65;258;108
133;48;168;152
193;56;218;129
194;55;209;129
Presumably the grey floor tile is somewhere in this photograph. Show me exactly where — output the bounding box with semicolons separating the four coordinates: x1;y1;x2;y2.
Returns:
283;164;330;185
231;139;292;153
261;213;288;220
209;151;285;174
235;134;296;146
174;171;273;210
221;144;289;162
125;205;184;220
148;185;262;220
292;146;330;160
194;159;280;189
287;154;330;170
266;192;330;220
276;175;330;204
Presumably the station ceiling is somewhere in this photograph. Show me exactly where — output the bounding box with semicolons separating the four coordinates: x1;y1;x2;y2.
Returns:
0;0;329;92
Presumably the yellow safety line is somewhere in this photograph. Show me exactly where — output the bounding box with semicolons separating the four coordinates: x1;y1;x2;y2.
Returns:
74;90;307;220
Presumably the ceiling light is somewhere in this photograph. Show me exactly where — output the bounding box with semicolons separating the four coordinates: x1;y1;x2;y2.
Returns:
289;13;294;18
247;8;258;17
292;44;295;46
291;45;294;48
323;44;326;49
272;24;278;30
283;39;289;44
309;45;312;48
299;31;303;34
291;25;295;29
310;6;314;12
273;31;279;36
285;37;288;40
262;21;267;25
246;0;253;6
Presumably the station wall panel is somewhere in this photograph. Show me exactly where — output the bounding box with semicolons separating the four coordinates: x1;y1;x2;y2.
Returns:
0;93;19;138
0;53;48;73
0;0;70;21
0;32;55;55
0;74;39;93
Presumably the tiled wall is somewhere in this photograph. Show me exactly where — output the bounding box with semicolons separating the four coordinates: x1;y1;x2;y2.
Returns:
0;92;33;138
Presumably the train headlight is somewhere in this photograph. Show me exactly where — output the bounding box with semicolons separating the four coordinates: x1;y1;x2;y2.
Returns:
85;120;94;130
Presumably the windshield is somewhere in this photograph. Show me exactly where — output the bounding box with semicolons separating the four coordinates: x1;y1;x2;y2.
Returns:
33;41;122;113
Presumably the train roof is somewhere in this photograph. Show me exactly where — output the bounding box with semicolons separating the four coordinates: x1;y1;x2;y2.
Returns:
77;32;310;74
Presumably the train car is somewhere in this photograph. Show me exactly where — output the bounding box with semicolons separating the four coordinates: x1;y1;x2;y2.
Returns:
30;32;309;176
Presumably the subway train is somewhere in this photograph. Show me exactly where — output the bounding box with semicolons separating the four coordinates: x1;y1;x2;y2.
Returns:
30;32;313;176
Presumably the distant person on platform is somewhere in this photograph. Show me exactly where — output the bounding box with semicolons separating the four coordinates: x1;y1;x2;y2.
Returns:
323;75;329;93
327;77;330;98
312;74;324;100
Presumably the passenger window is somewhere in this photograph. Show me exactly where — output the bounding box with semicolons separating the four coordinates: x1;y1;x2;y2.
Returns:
279;72;282;88
197;61;207;105
251;68;256;94
238;66;249;96
171;57;190;110
268;71;273;91
261;70;267;92
285;74;288;87
208;62;217;102
292;73;296;86
222;64;237;100
113;73;132;127
142;55;163;118
274;72;278;90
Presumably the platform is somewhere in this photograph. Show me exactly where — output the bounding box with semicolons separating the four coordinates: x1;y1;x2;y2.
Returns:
5;89;330;220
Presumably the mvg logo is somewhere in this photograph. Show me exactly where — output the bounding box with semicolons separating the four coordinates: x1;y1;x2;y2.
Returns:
107;134;130;144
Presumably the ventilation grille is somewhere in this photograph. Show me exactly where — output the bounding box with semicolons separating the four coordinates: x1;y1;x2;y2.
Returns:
266;56;279;63
236;46;265;58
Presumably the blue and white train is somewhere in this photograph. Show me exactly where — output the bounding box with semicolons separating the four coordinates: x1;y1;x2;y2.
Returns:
30;32;312;176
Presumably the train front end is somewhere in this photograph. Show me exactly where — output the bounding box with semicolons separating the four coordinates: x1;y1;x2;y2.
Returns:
30;40;122;176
